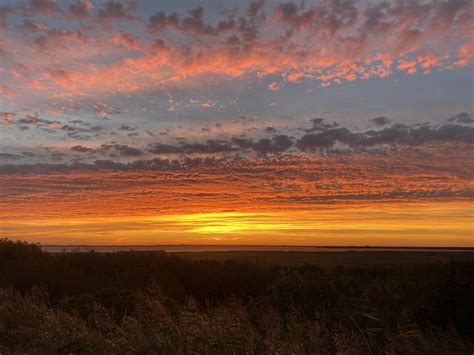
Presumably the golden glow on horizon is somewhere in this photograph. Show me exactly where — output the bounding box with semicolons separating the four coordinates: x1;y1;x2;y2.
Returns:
1;202;472;247
1;153;472;247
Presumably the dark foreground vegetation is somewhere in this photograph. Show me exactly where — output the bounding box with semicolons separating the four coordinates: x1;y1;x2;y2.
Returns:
0;239;473;354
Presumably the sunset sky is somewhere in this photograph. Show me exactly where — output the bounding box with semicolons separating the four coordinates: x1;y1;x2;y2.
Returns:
0;0;473;246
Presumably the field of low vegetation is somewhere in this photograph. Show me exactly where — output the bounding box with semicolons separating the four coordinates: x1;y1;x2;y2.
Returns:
0;239;472;354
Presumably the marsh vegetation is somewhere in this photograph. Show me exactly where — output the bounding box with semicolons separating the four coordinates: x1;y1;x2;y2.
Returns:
0;239;472;354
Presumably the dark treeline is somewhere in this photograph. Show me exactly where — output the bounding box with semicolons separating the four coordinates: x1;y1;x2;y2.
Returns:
0;239;472;354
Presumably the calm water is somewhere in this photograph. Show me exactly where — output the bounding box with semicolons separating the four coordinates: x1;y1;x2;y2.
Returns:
41;245;474;253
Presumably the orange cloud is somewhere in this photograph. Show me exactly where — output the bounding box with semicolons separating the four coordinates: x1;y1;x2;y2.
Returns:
1;145;472;245
1;148;472;220
0;0;471;100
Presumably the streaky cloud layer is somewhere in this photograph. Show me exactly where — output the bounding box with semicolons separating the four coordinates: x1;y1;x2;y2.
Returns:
1;147;472;245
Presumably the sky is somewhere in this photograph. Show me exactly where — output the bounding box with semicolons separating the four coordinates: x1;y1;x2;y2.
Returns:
0;0;473;246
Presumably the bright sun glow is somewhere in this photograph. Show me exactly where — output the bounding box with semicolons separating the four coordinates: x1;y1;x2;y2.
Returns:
1;202;472;246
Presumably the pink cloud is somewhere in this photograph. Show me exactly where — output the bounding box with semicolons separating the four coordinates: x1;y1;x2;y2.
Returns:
0;0;471;100
267;82;281;91
0;112;16;124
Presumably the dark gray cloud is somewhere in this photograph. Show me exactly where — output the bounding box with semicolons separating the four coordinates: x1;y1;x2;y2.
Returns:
448;112;474;124
70;143;143;157
118;125;136;131
99;143;144;157
264;126;278;133
296;129;347;151
370;116;391;126
275;0;357;34
0;153;22;160
3;114;473;167
98;0;137;20
246;0;265;19
148;7;236;35
296;120;474;151
275;2;315;28
274;0;469;44
8;112;119;141
251;135;294;155
149;134;294;156
147;1;264;42
148;140;238;155
431;124;474;143
303;118;339;132
71;145;94;153
0;6;14;25
0;157;229;174
147;11;179;32
69;0;92;18
60;124;104;139
42;147;68;161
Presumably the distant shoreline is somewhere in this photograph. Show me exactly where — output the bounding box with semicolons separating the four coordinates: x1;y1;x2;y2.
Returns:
40;245;474;253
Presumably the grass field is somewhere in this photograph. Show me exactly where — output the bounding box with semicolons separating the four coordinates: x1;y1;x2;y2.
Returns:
1;239;473;353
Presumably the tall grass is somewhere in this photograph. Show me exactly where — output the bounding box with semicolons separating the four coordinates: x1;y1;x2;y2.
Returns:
0;239;472;353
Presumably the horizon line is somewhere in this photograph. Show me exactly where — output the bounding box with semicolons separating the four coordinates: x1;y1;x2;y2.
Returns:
39;244;474;250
